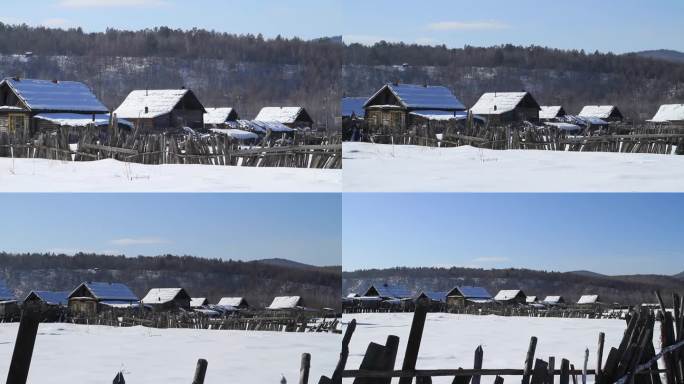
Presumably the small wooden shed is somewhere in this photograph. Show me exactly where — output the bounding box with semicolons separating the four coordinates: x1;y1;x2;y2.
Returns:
114;88;206;132
578;105;623;122
445;286;493;308
141;288;192;311
68;282;140;315
470;91;541;123
254;107;314;129
494;289;527;305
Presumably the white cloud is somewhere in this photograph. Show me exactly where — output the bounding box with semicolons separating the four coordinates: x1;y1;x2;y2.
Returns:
427;20;509;31
59;0;167;8
109;237;169;246
472;256;510;263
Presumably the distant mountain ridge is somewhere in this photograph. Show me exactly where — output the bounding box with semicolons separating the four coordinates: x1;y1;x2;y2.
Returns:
254;258;321;270
343;266;684;306
633;49;684;63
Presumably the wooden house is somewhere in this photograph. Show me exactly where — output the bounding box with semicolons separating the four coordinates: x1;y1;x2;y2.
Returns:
342;96;367;141
577;295;600;306
362;283;412;300
203;107;239;128
494;290;527;305
470;92;541;123
542;296;565;306
141;288;192;311
68;282;140;315
525;296;538;304
363;83;466;131
0;77;112;137
445;286;493;308
24;290;69;307
539;106;566;121
578;105;623;122
0;279;19;320
254;107;314;129
190;297;209;308
217;297;249;309
267;296;304;310
648;104;684;125
114;88;206;132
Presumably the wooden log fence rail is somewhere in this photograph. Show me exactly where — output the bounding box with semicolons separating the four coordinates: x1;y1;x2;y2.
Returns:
0;129;342;169
330;291;684;384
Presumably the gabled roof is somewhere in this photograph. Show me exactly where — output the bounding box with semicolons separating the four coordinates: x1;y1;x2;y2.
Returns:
578;105;619;119
267;296;302;309
114;89;205;119
141;288;189;304
648;104;684;122
204;107;237;125
1;77;108;113
417;291;448;303
525;296;537;303
539;106;564;119
366;83;465;111
0;279;14;301
363;283;412;299
447;286;492;299
543;295;564;304
26;290;70;306
341;97;367;117
494;290;526;301
577;295;599;304
217;297;248;307
254;107;309;124
470;92;538;115
69;282;139;302
190;297;209;308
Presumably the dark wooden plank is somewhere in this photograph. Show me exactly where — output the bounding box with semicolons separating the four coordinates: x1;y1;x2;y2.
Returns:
398;300;429;384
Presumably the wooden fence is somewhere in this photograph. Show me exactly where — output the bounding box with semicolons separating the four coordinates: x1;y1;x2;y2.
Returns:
0;127;342;169
332;291;684;384
356;120;684;155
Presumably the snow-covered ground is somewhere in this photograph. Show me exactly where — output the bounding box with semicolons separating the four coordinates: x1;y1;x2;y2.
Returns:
342;312;661;384
0;323;338;383
0;158;341;192
343;142;684;192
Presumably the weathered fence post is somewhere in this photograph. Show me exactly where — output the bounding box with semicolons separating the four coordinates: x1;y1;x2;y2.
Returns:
192;359;208;384
596;332;605;382
300;353;311;384
330;318;356;383
398;299;429;384
521;337;538;384
6;304;42;384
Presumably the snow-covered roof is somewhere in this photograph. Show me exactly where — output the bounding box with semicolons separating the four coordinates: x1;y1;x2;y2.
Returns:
210;128;259;140
447;286;492;299
577;295;599;304
1;77;108;113
70;282;139;302
346;293;359;298
0;280;14;301
543;296;564;304
0;106;25;111
267;296;302;309
114;89;194;119
648;104;684;122
544;122;582;131
204;107;236;125
236;120;295;133
190;297;208;308
141;288;187;304
254;107;305;124
26;290;70;306
470;92;530;115
367;83;465;110
494;290;524;301
33;113;133;128
539;106;563;119
526;296;537;303
578;105;617;119
217;297;247;307
560;115;608;126
341;97;367;117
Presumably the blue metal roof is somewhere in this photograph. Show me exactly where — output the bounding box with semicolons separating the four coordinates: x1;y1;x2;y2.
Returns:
365;283;412;299
419;291;448;302
341;97;367;117
449;286;492;299
383;83;465;110
77;282;139;302
2;78;108;113
29;291;70;306
0;279;14;301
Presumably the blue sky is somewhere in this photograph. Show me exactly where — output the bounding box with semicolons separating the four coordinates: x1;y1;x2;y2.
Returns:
0;193;341;266
343;194;683;275
344;0;684;53
0;0;341;40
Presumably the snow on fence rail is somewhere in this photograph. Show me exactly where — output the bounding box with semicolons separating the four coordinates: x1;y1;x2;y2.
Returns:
334;291;684;384
0;128;342;169
355;120;684;155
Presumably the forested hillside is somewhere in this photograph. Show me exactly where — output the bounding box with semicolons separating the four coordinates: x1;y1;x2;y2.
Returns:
343;42;684;120
0;252;341;310
343;267;684;306
0;23;341;128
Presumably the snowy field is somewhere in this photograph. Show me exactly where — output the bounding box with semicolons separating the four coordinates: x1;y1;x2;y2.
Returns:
0;323;339;383
343;142;684;192
0;157;341;192
342;312;661;384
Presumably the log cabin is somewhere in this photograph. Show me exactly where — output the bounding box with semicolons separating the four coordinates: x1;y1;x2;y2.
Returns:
217;297;250;309
362;283;412;300
578;105;623;122
539;106;566;121
494;289;527;305
648;104;684;125
203;107;239;128
470;91;541;123
114;88;206;132
141;288;192;311
68;282;140;315
254;107;314;129
445;286;493;308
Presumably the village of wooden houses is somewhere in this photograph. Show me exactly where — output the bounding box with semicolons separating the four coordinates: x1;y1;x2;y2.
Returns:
342;82;684;152
0;77;341;174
